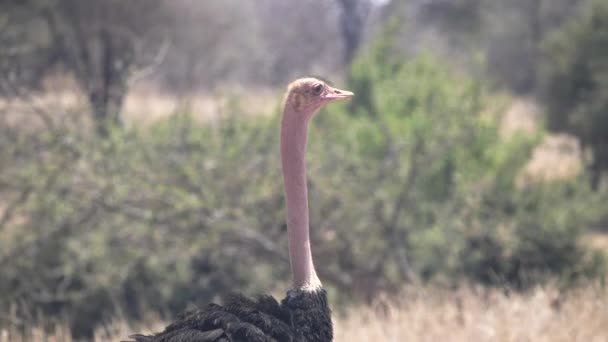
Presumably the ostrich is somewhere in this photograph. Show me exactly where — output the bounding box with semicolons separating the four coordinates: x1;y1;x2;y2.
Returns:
129;78;353;342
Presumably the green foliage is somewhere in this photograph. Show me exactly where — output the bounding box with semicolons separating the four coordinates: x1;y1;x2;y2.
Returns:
460;180;606;288
540;0;608;186
0;113;285;337
343;31;606;292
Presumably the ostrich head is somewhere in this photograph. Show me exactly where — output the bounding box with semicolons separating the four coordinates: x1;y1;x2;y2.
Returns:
284;78;354;117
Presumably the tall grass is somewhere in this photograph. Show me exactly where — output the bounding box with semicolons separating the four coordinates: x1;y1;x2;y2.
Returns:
336;284;608;342
2;284;607;342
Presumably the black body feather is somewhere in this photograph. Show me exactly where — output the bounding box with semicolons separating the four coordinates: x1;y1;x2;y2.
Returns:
129;289;332;342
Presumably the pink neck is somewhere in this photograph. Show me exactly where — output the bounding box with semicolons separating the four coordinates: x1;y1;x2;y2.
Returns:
281;105;321;291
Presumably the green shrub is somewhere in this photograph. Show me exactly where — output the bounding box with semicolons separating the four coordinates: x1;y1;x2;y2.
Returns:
338;34;606;292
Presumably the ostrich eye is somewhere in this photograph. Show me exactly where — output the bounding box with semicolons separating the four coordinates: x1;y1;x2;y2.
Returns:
312;83;324;95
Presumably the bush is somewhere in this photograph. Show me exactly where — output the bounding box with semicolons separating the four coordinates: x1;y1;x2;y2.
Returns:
341;30;605;292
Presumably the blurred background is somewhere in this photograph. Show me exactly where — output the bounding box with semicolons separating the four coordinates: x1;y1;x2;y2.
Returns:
1;0;608;340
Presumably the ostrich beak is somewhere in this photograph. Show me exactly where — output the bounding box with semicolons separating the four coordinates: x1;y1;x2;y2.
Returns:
323;86;354;102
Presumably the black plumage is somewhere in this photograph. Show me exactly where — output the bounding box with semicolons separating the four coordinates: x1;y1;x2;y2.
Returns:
130;289;332;342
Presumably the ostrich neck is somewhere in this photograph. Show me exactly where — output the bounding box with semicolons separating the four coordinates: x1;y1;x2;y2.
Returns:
281;106;321;291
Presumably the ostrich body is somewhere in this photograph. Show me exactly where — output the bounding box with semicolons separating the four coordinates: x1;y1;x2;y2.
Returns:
130;78;353;342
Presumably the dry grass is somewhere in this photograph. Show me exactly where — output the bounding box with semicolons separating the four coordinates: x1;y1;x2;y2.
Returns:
583;232;608;252
499;97;540;138
123;86;278;124
0;82;277;129
519;134;584;185
336;285;608;342
2;285;607;342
